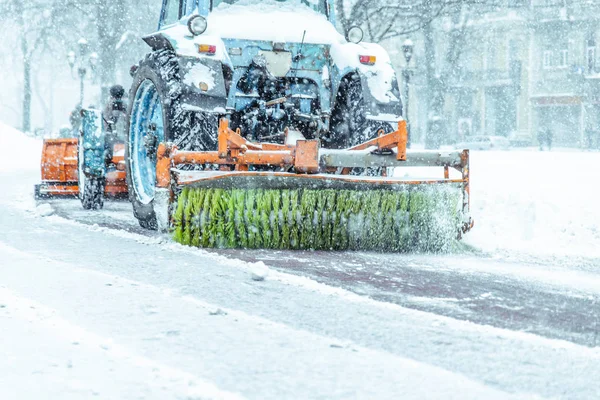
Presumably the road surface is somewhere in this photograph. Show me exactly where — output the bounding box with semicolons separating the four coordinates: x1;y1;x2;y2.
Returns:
1;159;599;399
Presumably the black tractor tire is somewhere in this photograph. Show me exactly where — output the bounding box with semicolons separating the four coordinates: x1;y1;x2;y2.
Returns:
329;75;396;148
34;184;43;200
329;75;394;176
329;75;367;149
77;136;104;210
80;177;105;210
125;50;218;230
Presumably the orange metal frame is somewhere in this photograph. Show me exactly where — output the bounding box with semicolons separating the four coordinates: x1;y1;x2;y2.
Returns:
156;118;473;235
40;138;79;183
156;119;410;188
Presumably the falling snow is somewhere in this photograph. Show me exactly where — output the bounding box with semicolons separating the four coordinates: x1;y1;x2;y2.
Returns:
1;0;600;398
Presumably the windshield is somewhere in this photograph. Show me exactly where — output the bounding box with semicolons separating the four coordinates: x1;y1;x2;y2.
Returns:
211;0;328;16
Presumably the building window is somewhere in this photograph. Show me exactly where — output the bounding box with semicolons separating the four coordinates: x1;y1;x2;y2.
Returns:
559;49;569;68
543;51;553;69
587;38;596;73
587;47;596;73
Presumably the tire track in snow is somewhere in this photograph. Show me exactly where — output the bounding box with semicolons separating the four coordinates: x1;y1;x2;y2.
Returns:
0;241;523;400
0;286;245;400
2;206;600;398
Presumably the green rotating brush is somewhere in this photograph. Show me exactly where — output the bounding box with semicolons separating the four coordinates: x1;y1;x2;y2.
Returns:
172;186;463;253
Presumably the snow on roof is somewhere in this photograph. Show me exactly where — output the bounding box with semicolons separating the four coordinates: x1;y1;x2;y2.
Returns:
206;0;342;44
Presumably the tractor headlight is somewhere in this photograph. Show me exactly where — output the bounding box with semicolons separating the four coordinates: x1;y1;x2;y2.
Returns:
187;15;207;36
346;26;364;44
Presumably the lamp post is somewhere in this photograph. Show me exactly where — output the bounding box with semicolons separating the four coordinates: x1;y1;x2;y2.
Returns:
402;39;414;148
67;38;98;106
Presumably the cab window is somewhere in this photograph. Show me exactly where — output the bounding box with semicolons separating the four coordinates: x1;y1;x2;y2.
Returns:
162;0;181;26
212;0;327;15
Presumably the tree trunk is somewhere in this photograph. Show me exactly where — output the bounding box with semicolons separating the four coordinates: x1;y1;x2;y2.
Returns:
335;0;349;34
22;51;31;133
97;3;111;104
32;65;51;132
14;0;32;132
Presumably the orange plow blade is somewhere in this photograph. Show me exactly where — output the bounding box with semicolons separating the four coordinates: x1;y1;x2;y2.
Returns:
35;138;79;198
35;138;128;199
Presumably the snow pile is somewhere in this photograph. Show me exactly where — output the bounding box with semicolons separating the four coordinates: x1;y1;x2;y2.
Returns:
465;150;600;258
35;203;54;217
250;262;269;281
0;122;42;173
183;62;216;90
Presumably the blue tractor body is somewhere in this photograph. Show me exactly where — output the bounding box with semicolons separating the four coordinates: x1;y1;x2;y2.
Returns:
80;109;106;178
141;0;402;143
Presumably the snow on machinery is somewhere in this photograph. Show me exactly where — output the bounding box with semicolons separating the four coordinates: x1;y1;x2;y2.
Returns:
124;0;473;251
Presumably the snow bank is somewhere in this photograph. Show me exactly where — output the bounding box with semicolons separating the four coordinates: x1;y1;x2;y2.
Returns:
465;150;600;258
0;122;42;173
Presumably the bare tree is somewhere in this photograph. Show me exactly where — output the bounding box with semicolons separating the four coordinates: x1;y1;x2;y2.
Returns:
95;0;128;102
0;0;156;131
337;0;473;42
0;0;86;132
336;0;501;145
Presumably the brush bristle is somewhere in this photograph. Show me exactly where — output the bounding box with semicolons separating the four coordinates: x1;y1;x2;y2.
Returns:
172;186;462;252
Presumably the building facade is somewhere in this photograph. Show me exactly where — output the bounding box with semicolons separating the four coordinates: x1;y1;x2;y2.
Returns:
529;0;600;146
445;7;530;142
393;0;600;147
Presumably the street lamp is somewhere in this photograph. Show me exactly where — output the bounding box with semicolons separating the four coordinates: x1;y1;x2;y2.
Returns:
402;39;414;148
67;38;97;106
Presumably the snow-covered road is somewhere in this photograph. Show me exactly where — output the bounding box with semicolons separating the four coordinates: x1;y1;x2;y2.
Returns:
1;124;599;399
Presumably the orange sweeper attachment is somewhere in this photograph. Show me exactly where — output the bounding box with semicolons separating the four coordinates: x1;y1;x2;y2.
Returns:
35;138;128;202
154;119;473;252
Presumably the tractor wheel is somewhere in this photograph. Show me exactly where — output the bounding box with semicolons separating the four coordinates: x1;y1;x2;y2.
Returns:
80;177;105;210
328;75;367;148
78;137;104;210
126;50;218;230
329;75;393;176
329;75;394;148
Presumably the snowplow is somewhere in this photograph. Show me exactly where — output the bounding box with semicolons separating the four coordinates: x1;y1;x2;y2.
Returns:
35;109;128;208
153;119;472;252
35;137;79;198
122;0;473;251
35;0;473;252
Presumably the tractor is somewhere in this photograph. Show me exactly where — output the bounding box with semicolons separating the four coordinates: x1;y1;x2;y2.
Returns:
125;0;403;229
